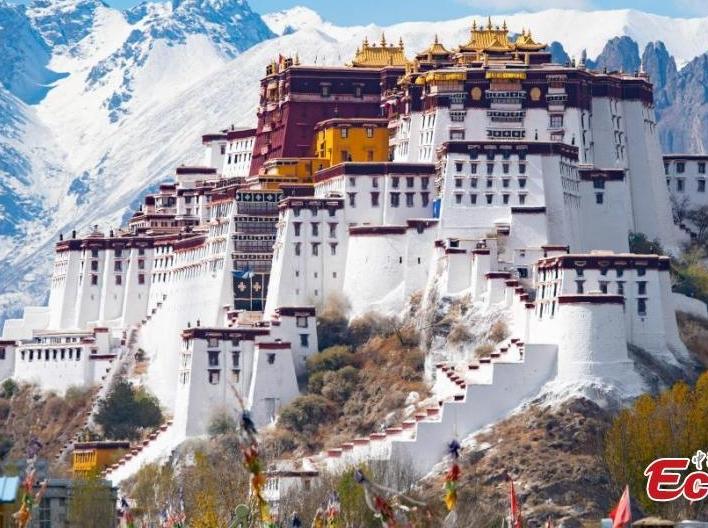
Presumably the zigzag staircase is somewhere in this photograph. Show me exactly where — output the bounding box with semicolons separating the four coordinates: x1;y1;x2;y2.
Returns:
310;337;557;476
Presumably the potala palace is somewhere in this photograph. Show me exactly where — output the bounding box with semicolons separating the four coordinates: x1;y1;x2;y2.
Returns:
1;20;707;486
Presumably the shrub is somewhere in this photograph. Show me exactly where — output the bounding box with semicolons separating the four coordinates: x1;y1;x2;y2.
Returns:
207;411;238;437
347;313;397;348
447;323;471;345
628;232;664;255
65;386;91;409
676;311;708;366
1;379;18;398
317;296;350;350
474;343;495;358
320;366;360;403
307;371;327;394
278;394;338;434
306;346;354;375
95;379;162;440
488;320;509;343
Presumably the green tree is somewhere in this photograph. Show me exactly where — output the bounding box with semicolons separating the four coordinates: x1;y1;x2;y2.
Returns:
95;379;162;440
628;232;664;255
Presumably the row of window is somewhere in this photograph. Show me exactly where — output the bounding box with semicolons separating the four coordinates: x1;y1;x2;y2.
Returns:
538;298;648;318
338;127;375;139
82;248;146;258
20;348;83;361
667;178;706;193
574;280;648;296
454;161;527;175
346;192;431;208
538;267;646;282
86;274;146;286
294;242;338;257
293;222;337;238
453;192;528;206
454;177;528;189
348;176;430;189
665;161;706;175
83;259;148;272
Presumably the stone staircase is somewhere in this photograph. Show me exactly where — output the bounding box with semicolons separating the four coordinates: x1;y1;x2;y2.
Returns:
310;337;557;476
101;419;179;484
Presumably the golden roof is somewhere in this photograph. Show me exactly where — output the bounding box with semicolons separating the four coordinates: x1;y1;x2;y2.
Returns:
514;28;546;51
416;34;452;60
459;18;514;53
350;34;408;68
458;18;546;54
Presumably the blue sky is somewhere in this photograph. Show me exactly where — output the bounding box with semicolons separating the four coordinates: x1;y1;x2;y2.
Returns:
248;0;707;24
9;0;708;20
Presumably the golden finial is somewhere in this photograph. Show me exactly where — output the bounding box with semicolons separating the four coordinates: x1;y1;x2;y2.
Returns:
363;36;369;47
502;19;507;31
487;16;492;30
398;37;404;48
294;53;300;65
434;34;439;44
381;33;387;46
472;20;477;31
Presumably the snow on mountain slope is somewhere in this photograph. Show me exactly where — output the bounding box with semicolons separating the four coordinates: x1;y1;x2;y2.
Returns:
0;1;64;104
0;0;274;321
265;6;708;68
261;5;322;35
0;85;71;315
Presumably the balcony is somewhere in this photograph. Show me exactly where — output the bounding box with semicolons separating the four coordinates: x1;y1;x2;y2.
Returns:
485;90;526;105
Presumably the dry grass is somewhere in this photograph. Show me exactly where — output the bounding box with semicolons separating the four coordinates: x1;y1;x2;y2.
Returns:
447;322;472;344
676;311;708;367
474;343;495;358
488;320;509;343
0;383;96;470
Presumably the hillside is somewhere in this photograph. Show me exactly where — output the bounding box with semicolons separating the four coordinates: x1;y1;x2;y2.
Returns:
419;398;614;527
0;382;95;471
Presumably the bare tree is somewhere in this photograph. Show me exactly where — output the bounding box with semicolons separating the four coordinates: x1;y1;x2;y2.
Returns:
670;194;691;224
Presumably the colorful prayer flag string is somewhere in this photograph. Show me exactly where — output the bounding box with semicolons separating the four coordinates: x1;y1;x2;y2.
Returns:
442;439;461;528
13;437;47;528
354;468;426;528
230;382;277;528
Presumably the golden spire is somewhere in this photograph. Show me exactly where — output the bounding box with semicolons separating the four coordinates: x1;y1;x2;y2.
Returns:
294;53;300;65
502;19;507;31
363;36;369;47
487;16;492;30
380;33;387;46
398;37;404;48
434;34;439;44
472;19;477;30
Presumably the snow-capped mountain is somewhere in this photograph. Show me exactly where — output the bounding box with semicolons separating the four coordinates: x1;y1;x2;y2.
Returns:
1;2;707;322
